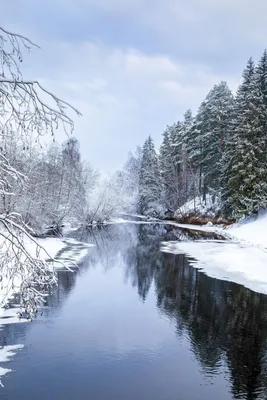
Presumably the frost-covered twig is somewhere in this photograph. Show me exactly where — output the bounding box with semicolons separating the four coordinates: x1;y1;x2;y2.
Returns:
0;27;81;138
0;26;82;316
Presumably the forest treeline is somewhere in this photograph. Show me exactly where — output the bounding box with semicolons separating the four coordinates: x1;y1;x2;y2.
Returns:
131;51;267;219
0;134;98;232
4;46;267;232
1;133;135;233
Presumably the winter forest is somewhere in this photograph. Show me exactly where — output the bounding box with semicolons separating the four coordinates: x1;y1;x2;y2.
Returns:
1;22;267;318
0;26;128;318
134;51;267;219
4;6;267;397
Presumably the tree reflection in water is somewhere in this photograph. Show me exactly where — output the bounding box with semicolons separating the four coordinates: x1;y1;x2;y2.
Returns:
52;222;267;400
85;223;267;400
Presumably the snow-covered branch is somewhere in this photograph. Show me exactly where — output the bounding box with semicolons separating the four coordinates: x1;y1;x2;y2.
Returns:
0;26;84;314
0;26;81;138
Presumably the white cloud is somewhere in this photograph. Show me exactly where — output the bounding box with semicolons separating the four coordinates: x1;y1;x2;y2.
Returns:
2;0;263;170
124;49;179;78
30;40;240;171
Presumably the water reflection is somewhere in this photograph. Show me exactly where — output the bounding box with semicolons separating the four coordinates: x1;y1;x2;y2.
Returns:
1;222;266;400
84;223;267;400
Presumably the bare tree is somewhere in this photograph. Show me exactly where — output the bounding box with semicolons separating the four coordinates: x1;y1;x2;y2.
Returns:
0;26;80;317
86;176;123;225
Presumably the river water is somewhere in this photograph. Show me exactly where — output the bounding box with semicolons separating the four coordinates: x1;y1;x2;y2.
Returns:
0;223;267;400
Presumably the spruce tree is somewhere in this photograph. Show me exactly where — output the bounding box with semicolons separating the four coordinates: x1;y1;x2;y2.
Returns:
159;124;184;210
255;50;267;106
190;82;234;202
255;49;267;157
180;110;194;201
159;127;173;209
224;58;267;216
138;136;161;215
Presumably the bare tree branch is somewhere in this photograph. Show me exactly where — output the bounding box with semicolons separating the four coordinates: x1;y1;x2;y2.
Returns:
0;26;82;316
0;27;81;139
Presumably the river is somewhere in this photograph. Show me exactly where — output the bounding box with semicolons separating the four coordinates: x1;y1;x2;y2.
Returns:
0;222;267;400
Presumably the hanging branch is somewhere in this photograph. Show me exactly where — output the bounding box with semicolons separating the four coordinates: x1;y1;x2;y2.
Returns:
0;26;81;139
0;26;81;315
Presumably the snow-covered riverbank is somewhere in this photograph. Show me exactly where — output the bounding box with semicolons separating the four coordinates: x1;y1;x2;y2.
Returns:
0;235;94;322
226;211;267;250
0;233;94;384
161;240;267;294
32;236;94;268
161;211;267;295
0;345;24;385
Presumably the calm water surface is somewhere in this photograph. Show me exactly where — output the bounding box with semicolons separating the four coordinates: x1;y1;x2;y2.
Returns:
0;223;267;400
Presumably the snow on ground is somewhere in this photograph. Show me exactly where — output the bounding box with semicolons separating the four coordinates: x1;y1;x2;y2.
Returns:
109;218;129;224
0;344;24;384
0;344;24;364
0;233;94;387
164;220;219;233
161;240;267;295
105;216;223;237
27;236;94;269
108;218;155;225
0;234;94;325
161;210;267;295
27;237;66;261
0;308;28;328
97;211;267;295
120;213;149;220
226;210;267;250
54;240;94;270
152;207;267;296
175;194;220;217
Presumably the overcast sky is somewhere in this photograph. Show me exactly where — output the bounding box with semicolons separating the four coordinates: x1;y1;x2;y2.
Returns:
3;0;267;171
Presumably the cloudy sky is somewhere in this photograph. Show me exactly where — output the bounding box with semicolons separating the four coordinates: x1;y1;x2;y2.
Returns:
2;0;267;170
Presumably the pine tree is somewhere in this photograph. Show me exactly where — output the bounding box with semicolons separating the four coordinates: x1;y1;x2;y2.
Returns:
138;136;161;215
224;58;267;216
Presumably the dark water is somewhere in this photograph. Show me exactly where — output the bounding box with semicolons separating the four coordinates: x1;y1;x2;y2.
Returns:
0;223;267;400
